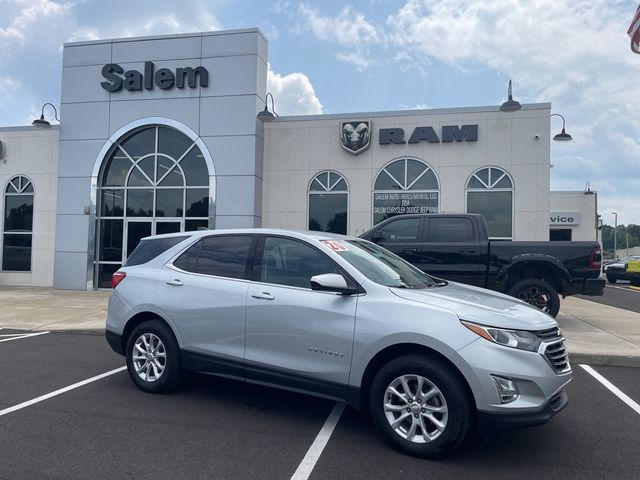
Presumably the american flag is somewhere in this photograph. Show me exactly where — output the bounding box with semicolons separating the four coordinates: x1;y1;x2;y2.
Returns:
628;3;640;54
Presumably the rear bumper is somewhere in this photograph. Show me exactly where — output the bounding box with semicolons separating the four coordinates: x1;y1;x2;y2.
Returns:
477;390;568;431
106;329;124;356
569;278;605;296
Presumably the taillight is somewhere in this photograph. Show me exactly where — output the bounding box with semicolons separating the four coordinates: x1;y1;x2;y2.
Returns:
111;271;126;289
589;247;602;270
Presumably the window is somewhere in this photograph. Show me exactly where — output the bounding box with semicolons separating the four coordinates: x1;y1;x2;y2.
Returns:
308;171;348;234
373;158;439;225
466;167;513;240
96;125;211;287
428;217;473;242
550;229;572;241
2;176;34;271
376;217;421;243
175;235;253;279
260;237;339;288
125;236;189;267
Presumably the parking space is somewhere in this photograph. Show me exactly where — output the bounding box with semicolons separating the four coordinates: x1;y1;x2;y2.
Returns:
1;331;639;480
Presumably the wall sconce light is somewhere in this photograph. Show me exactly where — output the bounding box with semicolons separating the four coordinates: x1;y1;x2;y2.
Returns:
32;103;60;128
257;92;278;122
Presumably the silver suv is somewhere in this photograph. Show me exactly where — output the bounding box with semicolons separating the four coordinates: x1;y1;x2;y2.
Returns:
106;229;571;458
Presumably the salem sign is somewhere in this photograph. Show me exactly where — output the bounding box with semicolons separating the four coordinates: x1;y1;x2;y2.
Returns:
101;61;209;92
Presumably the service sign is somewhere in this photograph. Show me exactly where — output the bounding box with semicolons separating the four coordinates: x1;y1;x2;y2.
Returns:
549;212;580;226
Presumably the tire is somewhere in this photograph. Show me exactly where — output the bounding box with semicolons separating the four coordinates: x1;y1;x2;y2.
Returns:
125;320;182;393
369;354;473;458
507;278;560;318
607;275;617;284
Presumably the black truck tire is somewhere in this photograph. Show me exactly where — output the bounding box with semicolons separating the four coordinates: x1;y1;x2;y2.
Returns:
507;278;561;318
606;275;618;284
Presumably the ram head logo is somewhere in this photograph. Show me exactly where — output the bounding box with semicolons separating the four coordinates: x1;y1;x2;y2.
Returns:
340;121;371;155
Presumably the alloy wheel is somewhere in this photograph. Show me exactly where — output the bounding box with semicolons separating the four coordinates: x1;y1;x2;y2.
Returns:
132;333;167;382
383;374;449;443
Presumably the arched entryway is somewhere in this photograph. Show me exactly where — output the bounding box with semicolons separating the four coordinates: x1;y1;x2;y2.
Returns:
94;121;215;287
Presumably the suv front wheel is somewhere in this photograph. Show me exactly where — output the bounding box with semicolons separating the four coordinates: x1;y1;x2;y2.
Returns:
126;320;182;393
369;354;472;458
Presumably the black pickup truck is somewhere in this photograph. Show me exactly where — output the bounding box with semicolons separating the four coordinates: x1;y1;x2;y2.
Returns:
360;213;604;317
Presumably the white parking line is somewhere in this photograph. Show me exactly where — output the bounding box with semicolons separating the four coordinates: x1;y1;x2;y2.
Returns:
0;366;127;418
0;332;49;343
290;402;345;480
580;364;640;415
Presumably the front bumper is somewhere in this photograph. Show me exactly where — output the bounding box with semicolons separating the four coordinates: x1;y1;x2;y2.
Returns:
478;390;568;431
457;337;572;421
569;277;605;296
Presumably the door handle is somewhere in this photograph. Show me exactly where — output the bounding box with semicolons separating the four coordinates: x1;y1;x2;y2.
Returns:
251;292;275;300
165;279;184;286
403;248;418;253
459;248;476;254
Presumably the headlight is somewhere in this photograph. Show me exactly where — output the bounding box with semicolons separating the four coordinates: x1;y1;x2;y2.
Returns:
461;320;541;352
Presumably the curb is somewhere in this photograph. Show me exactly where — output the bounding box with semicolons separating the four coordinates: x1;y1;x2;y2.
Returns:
568;352;640;369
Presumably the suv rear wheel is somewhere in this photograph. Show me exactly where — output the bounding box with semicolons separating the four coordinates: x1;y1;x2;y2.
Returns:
369;354;472;458
126;320;182;393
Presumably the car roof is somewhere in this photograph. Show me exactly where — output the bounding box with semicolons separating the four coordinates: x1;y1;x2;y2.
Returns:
140;228;359;243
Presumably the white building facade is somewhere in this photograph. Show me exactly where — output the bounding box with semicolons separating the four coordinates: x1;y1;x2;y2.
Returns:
0;29;599;290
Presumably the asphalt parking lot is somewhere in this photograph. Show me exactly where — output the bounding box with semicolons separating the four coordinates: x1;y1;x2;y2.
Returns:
1;330;639;480
576;282;640;314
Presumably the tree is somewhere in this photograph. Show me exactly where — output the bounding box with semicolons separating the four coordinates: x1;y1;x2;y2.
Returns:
601;224;640;257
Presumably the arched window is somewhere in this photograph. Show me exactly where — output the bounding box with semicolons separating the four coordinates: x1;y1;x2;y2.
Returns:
2;176;34;271
373;158;439;225
96;125;210;287
308;171;348;234
466;166;514;240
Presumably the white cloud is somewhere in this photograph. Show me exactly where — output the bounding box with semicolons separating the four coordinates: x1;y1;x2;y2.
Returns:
267;67;323;115
295;3;382;70
283;0;640;222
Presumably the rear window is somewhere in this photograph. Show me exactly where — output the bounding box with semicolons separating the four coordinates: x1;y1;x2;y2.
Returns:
124;236;189;267
173;235;254;280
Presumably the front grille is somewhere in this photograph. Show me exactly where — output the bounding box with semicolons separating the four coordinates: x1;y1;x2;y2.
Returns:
543;340;570;373
535;327;561;341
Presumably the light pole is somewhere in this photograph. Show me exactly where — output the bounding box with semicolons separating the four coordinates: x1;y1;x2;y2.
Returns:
612;212;618;259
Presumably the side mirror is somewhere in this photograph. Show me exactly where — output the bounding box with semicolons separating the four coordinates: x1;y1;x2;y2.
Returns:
310;273;358;295
371;231;384;244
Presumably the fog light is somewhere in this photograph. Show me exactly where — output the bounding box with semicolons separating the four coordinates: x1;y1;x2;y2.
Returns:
491;375;519;403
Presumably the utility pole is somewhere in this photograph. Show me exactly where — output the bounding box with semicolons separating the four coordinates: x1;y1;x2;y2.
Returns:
613;212;618;259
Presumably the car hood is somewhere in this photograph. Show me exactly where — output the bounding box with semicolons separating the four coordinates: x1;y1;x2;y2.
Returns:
606;263;625;269
390;282;557;330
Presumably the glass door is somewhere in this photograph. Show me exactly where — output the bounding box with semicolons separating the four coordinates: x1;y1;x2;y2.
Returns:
155;219;183;235
125;220;152;259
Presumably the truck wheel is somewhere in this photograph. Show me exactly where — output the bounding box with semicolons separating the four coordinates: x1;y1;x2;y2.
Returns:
369;354;472;458
606;275;617;284
508;278;560;317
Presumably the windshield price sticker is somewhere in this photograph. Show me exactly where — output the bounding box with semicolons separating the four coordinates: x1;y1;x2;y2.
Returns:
322;240;349;252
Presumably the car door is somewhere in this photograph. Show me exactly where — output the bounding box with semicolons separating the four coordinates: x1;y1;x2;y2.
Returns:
154;234;257;376
369;216;427;269
244;235;358;398
420;216;487;286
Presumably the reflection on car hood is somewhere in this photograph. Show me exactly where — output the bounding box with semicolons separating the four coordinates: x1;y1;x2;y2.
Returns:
391;282;557;330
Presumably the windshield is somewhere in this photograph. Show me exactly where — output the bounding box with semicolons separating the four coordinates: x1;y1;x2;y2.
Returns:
322;239;438;289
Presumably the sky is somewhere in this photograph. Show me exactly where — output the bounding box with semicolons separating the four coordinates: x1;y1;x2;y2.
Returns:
1;0;639;225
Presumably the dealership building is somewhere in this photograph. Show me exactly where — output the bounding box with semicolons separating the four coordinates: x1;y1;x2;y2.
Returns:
0;28;600;290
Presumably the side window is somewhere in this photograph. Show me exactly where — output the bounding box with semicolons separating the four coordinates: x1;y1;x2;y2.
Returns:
428;218;474;242
173;240;202;272
377;218;421;243
260;237;339;288
174;235;253;279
